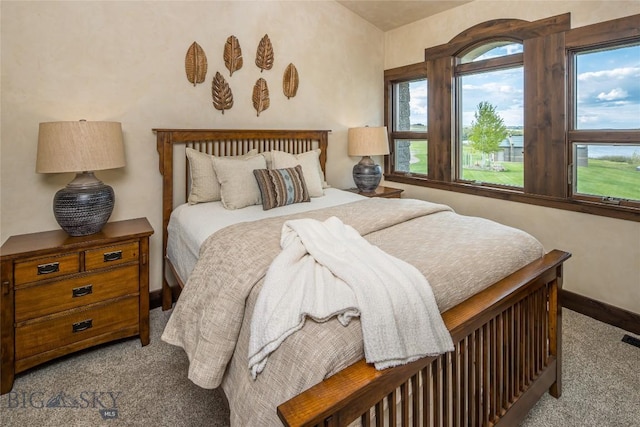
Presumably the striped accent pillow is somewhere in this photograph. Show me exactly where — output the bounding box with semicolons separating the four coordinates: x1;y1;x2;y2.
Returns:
253;165;310;210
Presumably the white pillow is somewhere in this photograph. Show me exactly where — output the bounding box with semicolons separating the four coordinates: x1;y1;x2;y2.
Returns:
212;154;267;209
186;148;258;204
270;149;326;197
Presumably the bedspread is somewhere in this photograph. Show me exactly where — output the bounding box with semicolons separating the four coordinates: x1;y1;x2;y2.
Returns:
162;198;544;426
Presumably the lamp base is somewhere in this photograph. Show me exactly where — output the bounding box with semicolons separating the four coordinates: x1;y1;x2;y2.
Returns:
353;156;382;193
53;172;114;237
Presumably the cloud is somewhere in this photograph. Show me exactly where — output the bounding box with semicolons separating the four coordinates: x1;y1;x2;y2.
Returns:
596;88;629;102
578;66;640;81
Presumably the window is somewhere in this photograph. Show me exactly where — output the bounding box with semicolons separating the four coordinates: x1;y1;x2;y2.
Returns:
456;42;524;188
569;42;640;206
573;144;640;202
384;13;640;221
385;64;428;176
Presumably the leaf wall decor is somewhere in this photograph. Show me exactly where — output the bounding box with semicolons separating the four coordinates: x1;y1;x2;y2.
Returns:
185;41;208;86
252;78;270;116
255;34;274;73
224;35;243;76
212;72;234;114
283;63;299;99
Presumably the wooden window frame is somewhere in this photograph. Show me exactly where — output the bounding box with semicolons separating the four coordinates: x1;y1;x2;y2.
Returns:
384;63;428;176
566;28;640;209
384;13;640;222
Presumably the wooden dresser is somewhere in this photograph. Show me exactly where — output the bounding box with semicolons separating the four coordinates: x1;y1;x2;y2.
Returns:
0;218;154;394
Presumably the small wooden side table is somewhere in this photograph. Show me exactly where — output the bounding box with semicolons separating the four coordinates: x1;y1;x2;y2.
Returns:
0;218;154;394
346;185;404;199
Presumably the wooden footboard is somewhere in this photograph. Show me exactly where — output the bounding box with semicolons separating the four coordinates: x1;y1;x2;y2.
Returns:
278;249;570;427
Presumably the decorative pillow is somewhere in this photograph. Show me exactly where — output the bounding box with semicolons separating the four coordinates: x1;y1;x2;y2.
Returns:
186;148;258;204
253;166;310;210
212;154;267;209
269;149;326;197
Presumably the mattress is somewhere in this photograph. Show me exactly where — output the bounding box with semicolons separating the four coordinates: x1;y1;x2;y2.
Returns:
166;188;366;283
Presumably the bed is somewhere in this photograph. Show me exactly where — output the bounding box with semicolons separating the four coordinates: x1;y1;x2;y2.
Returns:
154;128;571;426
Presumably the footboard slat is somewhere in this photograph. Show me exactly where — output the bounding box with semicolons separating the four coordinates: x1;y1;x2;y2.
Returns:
278;250;569;427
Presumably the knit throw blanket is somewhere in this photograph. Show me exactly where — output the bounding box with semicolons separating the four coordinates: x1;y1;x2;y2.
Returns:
248;216;454;379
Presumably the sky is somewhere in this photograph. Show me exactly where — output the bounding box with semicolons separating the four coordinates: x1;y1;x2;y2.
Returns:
407;42;640;130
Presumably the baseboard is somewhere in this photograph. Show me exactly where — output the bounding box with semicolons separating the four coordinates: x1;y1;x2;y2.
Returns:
560;290;640;335
149;287;179;310
150;289;163;310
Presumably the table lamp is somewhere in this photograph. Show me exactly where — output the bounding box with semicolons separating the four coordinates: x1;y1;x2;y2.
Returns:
348;126;390;192
36;120;125;236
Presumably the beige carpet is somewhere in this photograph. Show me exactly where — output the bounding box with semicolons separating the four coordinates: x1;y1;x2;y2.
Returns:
1;308;638;426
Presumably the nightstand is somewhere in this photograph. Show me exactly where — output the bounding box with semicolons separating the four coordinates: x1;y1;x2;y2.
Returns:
346;185;404;199
0;218;154;394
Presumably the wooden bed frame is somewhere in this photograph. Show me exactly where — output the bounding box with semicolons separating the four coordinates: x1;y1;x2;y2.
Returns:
154;128;571;427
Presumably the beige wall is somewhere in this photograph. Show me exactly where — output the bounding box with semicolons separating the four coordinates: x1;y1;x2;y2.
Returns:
384;1;640;314
2;1;638;314
0;1;384;292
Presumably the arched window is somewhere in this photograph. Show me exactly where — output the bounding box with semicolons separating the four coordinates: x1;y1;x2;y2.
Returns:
455;40;524;187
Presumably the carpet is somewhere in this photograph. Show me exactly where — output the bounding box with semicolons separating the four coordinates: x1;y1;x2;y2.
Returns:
1;308;637;426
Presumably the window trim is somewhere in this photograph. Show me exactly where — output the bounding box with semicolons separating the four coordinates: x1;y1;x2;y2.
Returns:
383;13;640;222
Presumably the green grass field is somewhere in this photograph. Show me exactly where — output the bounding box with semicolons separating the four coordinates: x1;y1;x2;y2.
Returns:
407;142;640;200
576;159;640;200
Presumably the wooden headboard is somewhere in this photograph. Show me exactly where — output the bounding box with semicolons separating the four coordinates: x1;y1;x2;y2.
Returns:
153;128;330;308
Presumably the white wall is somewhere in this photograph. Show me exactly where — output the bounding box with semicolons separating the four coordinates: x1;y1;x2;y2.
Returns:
384;1;640;314
0;1;384;293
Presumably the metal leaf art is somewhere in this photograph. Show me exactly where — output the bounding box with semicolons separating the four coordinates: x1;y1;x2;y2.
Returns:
252;78;270;116
255;34;274;73
212;72;234;114
283;63;299;99
185;42;208;86
224;35;243;76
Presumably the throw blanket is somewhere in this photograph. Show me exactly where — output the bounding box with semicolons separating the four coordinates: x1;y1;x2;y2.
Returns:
248;216;454;378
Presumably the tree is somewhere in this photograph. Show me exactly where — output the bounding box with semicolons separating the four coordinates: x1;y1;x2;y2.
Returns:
467;101;508;168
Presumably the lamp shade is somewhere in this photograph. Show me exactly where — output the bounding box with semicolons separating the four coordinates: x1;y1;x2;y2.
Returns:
36;120;125;237
347;126;390;157
36;121;125;173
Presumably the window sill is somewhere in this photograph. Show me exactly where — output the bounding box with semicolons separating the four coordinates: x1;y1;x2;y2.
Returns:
385;174;640;222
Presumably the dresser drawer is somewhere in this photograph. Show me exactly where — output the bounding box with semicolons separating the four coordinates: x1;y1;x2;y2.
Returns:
15;296;139;360
85;241;139;271
14;265;139;322
14;253;80;285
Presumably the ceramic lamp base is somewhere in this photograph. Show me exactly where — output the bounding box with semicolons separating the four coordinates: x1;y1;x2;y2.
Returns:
353;156;382;192
53;172;114;236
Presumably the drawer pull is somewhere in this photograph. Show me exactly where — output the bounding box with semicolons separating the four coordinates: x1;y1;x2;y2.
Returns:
103;251;123;262
72;284;93;298
72;319;93;333
37;262;60;275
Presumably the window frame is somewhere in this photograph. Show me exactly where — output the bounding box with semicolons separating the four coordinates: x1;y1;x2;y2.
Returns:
383;13;640;222
566;40;640;209
454;46;524;189
384;62;428;177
